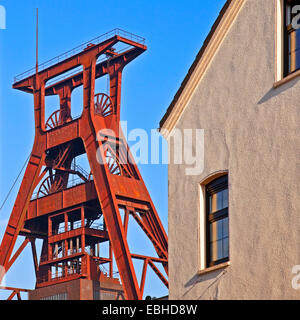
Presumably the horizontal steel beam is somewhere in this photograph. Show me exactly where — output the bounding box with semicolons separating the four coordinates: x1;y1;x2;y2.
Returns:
0;286;32;292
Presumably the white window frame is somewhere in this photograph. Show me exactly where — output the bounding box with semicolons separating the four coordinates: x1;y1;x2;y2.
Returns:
198;171;230;274
275;0;285;82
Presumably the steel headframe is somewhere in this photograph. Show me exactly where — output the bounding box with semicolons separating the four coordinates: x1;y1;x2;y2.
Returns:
0;29;168;300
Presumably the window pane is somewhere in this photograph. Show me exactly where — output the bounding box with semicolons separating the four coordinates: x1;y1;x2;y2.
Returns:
209;218;229;262
223;217;229;238
209;189;228;213
217;240;223;260
296;29;300;70
288;52;300;72
223;237;229;259
210;240;224;262
210;238;229;262
223;189;228;208
296;50;300;70
210;241;217;262
209;193;217;213
296;29;300;49
217;191;223;211
288;29;300;73
217;220;223;239
210;220;223;242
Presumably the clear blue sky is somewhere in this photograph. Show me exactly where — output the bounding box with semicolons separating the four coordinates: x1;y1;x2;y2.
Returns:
0;0;226;299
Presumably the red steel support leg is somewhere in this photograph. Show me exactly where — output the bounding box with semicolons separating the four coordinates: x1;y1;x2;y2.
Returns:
0;152;45;281
80;60;142;299
83;138;141;300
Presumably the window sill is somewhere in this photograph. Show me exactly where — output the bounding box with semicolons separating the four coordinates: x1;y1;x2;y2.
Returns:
198;261;230;276
274;69;300;88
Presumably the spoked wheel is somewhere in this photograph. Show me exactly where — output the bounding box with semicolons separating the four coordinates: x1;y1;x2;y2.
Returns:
45;110;63;130
105;150;121;175
94;93;113;117
37;173;66;198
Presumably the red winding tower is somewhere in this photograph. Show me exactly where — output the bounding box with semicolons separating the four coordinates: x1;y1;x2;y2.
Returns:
0;29;168;300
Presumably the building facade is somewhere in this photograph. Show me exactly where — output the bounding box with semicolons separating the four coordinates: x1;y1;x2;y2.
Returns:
160;0;300;299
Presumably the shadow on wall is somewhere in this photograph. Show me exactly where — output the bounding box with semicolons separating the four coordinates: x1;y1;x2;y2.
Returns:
183;269;228;300
258;76;300;105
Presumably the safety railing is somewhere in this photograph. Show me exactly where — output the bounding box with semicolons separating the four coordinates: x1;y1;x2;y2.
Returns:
71;164;90;180
37;256;89;283
31;168;92;201
38;265;84;283
53;221;104;235
14;28;145;83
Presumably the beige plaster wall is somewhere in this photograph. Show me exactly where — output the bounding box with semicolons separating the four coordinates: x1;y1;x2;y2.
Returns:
168;0;300;299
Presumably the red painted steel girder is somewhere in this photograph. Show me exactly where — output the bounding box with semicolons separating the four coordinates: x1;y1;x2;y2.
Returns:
0;30;168;300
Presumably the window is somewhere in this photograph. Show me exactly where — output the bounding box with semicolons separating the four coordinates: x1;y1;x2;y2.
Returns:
41;292;68;300
284;0;300;76
206;175;229;267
